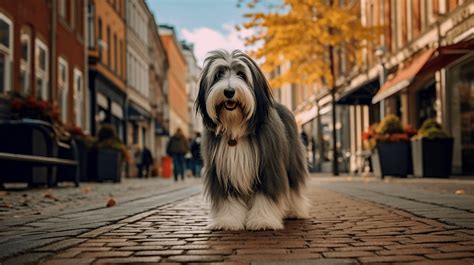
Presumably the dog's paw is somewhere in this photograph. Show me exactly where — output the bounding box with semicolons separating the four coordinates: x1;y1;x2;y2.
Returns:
208;218;245;231
245;217;284;230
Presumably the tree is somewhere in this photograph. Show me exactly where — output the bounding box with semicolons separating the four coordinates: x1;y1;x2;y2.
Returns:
240;0;379;175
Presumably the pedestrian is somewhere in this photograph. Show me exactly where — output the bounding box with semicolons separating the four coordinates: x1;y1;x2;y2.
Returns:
141;147;153;178
134;145;143;178
166;128;189;181
190;132;203;177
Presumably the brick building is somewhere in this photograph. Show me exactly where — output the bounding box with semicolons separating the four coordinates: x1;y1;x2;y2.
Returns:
0;0;87;128
159;25;188;138
87;0;127;140
281;0;473;175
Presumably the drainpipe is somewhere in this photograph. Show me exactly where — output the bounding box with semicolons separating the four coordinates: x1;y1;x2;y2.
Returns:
84;0;89;132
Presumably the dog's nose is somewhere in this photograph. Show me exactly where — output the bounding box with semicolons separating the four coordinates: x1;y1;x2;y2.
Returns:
224;87;235;98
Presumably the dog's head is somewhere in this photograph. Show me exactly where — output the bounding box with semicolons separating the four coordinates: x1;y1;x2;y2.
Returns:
195;50;273;136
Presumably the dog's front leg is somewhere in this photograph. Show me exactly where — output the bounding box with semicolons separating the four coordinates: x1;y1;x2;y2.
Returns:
245;193;285;230
209;197;247;231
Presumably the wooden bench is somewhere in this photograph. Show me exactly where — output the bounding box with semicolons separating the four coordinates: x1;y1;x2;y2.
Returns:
0;119;79;189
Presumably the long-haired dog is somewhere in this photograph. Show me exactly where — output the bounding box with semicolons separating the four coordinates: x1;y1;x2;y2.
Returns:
196;50;310;230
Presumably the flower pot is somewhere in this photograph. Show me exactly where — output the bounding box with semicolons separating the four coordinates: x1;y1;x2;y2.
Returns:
96;149;122;182
371;141;413;178
411;138;453;177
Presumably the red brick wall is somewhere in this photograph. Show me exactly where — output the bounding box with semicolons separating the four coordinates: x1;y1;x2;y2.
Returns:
56;0;86;126
0;0;50;97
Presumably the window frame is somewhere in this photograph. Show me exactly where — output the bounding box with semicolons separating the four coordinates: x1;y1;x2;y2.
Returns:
73;68;83;127
20;32;31;95
35;38;49;100
58;57;69;123
0;13;13;94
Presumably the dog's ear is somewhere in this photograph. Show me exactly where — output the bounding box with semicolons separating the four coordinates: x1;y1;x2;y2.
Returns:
245;54;274;131
195;64;217;130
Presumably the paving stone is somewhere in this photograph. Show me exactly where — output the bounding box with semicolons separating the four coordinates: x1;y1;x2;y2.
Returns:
94;256;162;263
166;255;224;262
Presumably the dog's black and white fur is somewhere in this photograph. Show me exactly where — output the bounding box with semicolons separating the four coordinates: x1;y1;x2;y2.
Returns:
196;50;310;230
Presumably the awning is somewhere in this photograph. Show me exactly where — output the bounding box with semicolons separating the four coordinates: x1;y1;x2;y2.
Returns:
372;48;436;103
372;39;474;103
128;102;152;121
337;79;380;105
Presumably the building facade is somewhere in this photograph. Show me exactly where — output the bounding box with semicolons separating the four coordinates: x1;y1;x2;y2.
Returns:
289;0;474;175
125;0;154;158
148;18;169;171
181;42;202;135
0;0;87;128
159;25;188;137
87;0;127;140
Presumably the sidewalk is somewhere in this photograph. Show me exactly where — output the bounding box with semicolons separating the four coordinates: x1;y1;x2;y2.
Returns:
6;176;471;264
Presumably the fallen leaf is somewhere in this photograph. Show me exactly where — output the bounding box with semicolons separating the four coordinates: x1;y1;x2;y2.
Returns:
0;203;12;208
81;187;92;193
106;197;116;207
455;189;465;195
44;193;59;201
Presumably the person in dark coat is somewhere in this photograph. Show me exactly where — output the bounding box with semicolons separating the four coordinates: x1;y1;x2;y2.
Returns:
141;147;153;178
166;128;189;181
190;132;203;177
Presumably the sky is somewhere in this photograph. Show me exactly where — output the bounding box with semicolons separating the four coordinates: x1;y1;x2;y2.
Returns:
147;0;257;67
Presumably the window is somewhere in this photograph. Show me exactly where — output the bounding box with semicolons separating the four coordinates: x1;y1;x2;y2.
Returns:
106;26;111;67
35;39;48;100
0;13;13;94
87;3;95;48
113;33;117;72
98;17;102;60
20;33;31;94
58;57;68;123
73;69;83;127
59;0;66;19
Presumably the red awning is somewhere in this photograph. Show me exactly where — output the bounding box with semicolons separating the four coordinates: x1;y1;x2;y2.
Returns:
372;39;474;103
372;49;435;103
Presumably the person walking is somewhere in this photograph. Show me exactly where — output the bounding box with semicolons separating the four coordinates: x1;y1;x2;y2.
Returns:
134;145;143;178
141;147;153;178
190;132;203;177
166;128;189;181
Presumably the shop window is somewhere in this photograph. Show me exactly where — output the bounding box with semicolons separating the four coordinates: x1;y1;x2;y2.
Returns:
58;57;68;123
416;83;436;127
74;69;83;127
20;33;31;94
35;39;49;100
0;13;12;94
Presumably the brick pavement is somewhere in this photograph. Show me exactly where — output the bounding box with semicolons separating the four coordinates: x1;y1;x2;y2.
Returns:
27;178;474;265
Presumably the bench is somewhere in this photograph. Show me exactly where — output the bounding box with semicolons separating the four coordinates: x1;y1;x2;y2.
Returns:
0;119;79;189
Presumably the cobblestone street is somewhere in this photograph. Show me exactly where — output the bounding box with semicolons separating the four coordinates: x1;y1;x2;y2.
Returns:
1;175;473;264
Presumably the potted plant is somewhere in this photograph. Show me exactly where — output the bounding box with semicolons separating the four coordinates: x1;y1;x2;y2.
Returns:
90;124;129;182
411;119;453;177
364;115;416;178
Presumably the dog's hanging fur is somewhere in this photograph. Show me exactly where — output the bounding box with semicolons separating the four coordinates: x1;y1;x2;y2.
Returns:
196;50;309;230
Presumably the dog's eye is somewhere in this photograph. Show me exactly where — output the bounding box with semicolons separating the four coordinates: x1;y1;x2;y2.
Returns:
215;70;225;80
237;71;246;80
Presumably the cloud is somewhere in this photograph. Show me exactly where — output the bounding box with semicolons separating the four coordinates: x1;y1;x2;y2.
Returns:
181;23;255;67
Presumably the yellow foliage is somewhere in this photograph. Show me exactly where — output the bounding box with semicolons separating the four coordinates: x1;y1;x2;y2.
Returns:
241;0;381;89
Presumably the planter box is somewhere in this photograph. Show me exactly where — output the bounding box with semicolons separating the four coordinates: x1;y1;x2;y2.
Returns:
96;149;122;182
411;138;453;177
371;141;413;178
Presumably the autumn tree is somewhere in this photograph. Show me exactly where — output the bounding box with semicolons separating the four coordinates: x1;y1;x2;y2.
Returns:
241;0;377;88
240;0;379;175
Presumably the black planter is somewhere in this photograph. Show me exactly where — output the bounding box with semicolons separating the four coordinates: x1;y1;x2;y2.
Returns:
411;138;453;177
73;137;90;182
371;141;413;178
96;149;122;182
